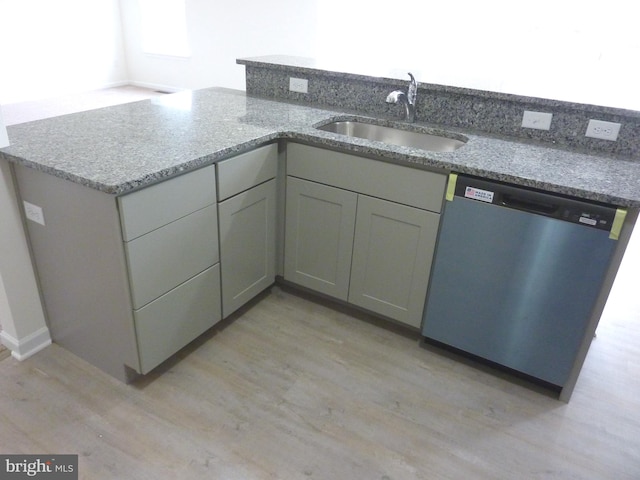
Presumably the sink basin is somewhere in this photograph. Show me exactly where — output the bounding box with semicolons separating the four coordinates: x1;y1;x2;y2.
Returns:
317;120;466;152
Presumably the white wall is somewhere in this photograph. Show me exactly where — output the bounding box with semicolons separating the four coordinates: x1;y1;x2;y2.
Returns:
120;0;639;111
0;159;48;340
0;0;127;357
1;104;50;358
0;155;50;359
0;0;128;104
1;1;637;108
0;108;7;147
315;0;640;110
120;0;318;92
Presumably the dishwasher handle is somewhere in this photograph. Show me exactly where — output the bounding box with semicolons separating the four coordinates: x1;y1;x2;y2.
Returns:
500;193;559;216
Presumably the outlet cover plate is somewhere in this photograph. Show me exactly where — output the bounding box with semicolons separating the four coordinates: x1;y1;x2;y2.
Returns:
521;111;553;130
585;119;620;141
289;77;308;94
23;201;45;226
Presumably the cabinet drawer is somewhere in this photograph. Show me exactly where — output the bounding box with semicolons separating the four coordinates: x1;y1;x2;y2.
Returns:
217;144;278;201
134;264;222;374
119;164;216;241
287;143;447;212
125;204;219;309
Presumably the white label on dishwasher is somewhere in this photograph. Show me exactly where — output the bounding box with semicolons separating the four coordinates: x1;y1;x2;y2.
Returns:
579;216;597;226
464;186;494;203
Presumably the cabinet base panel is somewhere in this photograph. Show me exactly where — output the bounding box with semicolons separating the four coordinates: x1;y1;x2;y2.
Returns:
276;277;421;337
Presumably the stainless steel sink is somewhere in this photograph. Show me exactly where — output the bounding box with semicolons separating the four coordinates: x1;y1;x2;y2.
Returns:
317;120;466;152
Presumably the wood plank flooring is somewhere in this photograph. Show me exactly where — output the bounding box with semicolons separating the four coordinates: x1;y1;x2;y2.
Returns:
1;275;639;479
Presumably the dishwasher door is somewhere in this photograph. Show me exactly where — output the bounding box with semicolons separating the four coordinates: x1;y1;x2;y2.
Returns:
421;179;617;387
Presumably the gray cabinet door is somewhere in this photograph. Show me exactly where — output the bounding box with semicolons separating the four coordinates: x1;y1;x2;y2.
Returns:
284;177;357;300
218;179;277;317
348;195;440;327
134;264;222;374
125;204;219;309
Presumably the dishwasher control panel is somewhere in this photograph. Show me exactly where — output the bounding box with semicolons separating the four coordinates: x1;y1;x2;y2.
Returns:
454;174;617;232
563;208;613;230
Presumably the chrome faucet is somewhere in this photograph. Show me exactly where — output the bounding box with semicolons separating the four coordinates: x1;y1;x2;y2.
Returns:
386;73;418;122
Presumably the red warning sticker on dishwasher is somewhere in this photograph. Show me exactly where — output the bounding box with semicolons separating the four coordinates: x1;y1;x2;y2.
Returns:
464;186;494;203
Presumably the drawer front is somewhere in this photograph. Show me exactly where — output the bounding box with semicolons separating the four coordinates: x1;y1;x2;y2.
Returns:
287;143;447;213
134;264;222;374
125;204;219;309
119;164;216;241
217;144;278;201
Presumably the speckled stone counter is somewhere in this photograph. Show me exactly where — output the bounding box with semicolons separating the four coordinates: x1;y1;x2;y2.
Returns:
238;55;640;159
1;86;640;208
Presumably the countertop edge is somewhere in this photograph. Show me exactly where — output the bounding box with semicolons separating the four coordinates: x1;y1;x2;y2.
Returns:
3;127;640;208
281;130;640;209
1;133;283;196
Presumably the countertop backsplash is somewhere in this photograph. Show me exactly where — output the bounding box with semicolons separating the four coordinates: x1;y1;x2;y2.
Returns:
238;56;640;159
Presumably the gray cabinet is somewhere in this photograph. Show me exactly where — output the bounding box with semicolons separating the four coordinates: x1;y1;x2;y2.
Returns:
118;164;222;374
218;179;276;317
134;265;221;373
124;204;219;309
217;144;278;317
118;164;218;241
349;195;440;327
12;162;223;381
13;143;282;382
284;176;357;300
12;137;442;380
285;143;446;327
13;165;141;382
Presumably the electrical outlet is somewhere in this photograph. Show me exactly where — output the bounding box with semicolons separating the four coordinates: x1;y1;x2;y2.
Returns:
23;201;45;226
289;77;308;94
585;119;620;141
521;111;553;130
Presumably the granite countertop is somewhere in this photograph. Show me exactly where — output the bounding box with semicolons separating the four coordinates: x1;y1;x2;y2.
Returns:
1;87;640;207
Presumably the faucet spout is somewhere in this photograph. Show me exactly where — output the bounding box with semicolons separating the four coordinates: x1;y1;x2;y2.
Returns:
406;72;417;106
386;73;418;123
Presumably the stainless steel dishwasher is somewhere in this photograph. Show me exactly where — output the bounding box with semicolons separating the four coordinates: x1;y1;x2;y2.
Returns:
422;174;621;387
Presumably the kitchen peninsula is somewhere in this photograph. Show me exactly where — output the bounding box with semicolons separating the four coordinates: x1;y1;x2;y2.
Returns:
1;56;638;401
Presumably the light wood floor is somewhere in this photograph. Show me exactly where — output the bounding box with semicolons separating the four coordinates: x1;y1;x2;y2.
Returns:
1;87;639;479
1;86;167;126
1;269;639;480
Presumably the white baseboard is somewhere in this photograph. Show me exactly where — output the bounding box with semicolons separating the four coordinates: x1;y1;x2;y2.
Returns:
0;327;51;361
101;80;130;89
129;81;182;94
